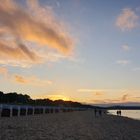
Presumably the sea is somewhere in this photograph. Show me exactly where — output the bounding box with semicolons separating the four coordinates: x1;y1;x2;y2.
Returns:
108;110;140;120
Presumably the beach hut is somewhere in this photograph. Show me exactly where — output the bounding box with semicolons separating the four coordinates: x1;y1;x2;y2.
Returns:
0;104;12;117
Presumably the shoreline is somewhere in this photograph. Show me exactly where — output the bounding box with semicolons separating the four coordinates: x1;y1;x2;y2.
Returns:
0;111;140;140
108;113;140;121
108;112;140;121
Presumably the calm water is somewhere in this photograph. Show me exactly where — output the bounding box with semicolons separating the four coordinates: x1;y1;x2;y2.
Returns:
109;110;140;120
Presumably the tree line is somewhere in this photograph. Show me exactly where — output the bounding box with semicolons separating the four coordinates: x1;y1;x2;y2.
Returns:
0;91;92;108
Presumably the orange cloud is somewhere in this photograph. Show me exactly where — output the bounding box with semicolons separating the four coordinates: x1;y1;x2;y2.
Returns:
77;89;109;94
0;0;74;67
0;67;52;86
14;75;28;84
116;8;139;31
0;40;42;67
95;92;103;96
122;94;129;101
78;89;104;92
13;74;53;86
90;92;140;104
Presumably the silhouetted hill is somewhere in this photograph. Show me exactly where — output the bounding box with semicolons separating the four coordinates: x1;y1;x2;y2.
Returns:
0;91;93;108
105;105;140;110
93;103;140;110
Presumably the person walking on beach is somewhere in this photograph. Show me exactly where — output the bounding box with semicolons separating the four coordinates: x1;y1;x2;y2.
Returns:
99;109;102;117
117;110;121;116
119;110;121;116
94;109;97;117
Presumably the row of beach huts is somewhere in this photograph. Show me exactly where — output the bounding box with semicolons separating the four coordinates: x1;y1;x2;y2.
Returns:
0;104;87;117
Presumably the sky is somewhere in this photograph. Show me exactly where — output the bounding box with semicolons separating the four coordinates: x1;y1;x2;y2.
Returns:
0;0;140;104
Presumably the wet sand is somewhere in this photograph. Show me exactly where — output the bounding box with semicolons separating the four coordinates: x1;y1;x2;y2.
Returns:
0;111;140;140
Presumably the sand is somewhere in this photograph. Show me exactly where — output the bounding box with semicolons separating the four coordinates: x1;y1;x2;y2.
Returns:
0;111;140;140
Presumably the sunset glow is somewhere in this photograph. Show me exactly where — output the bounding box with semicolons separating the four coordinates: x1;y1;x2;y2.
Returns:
0;0;140;105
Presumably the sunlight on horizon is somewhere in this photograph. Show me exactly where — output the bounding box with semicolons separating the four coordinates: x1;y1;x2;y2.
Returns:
0;0;140;105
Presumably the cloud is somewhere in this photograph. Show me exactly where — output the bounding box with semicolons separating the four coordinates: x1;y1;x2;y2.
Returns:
0;40;42;67
132;67;140;71
56;1;61;8
135;96;140;99
0;0;74;67
13;75;28;84
0;67;8;77
116;60;130;65
91;97;130;104
116;8;139;31
122;44;131;51
90;99;120;104
88;89;140;104
77;89;107;96
95;92;103;96
13;75;52;86
121;94;129;101
0;67;52;86
77;89;107;93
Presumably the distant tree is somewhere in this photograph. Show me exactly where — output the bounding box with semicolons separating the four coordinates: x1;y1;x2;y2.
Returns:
0;91;93;108
0;91;4;102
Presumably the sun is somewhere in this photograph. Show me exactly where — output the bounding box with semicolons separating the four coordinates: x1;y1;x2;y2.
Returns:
47;95;70;101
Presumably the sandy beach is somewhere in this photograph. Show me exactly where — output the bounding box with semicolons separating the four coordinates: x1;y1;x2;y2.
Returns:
0;111;140;140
